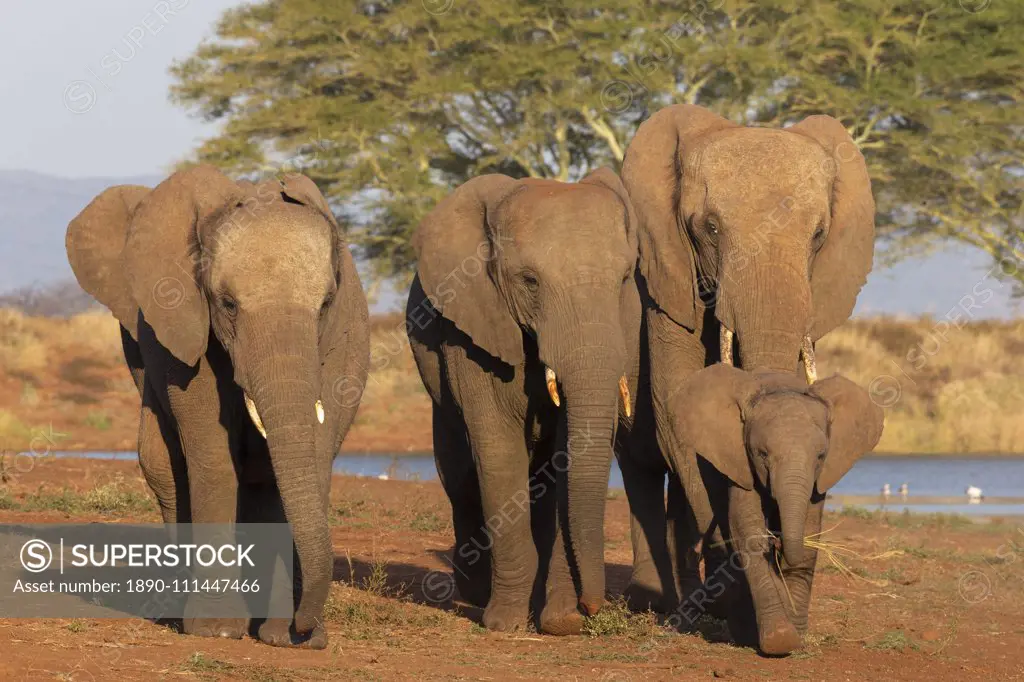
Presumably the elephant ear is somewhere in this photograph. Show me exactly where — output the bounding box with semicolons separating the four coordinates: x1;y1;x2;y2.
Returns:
811;374;884;492
622;104;737;332
413;174;524;367
322;230;370;454
671;363;756;489
66;185;151;340
788;116;876;341
278;173;338;225
125;164;243;366
580;167;638;253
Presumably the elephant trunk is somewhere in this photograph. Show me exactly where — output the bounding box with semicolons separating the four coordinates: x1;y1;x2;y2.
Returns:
246;311;331;634
776;467;814;567
539;305;624;618
560;364;619;616
715;260;811;373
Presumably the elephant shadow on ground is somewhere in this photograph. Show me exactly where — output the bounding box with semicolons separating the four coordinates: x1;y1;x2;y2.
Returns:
330;549;745;651
331;550;638;629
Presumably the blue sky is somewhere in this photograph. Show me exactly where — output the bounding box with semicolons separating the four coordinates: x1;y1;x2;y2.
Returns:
2;0;1018;316
3;0;236;178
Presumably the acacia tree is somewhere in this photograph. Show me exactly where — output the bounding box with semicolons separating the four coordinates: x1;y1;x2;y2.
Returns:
172;0;1022;290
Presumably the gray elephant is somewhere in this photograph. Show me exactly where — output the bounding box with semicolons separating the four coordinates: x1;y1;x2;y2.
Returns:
406;168;640;634
617;104;876;616
65;165;370;648
664;364;883;654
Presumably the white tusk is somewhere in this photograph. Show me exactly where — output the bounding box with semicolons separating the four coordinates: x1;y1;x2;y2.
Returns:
619;376;632;419
315;399;325;424
244;393;267;439
800;335;817;384
719;325;734;366
545;367;561;407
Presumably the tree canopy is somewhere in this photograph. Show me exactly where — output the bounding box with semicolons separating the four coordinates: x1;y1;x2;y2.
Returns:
171;0;1023;291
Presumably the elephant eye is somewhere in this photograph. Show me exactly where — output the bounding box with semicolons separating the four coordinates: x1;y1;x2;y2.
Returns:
812;223;827;249
706;218;719;236
221;296;238;315
521;271;539;291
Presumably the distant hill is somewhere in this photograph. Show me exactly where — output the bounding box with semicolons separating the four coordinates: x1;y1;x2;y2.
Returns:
0;169;1018;319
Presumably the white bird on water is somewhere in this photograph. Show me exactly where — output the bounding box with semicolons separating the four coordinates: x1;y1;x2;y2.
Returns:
881;483;891;497
899;483;909;498
966;485;983;502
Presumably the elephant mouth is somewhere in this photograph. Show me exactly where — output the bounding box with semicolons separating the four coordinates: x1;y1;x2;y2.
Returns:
543;366;632;418
243;393;325;440
718;326;817;385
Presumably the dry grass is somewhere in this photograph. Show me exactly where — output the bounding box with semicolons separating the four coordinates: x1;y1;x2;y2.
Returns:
1;309;1022;453
799;526;904;587
817;316;1024;452
0;308;50;373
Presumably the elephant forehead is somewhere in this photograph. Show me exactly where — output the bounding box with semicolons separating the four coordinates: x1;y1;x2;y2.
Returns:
208;205;333;304
502;185;628;247
751;394;828;436
690;130;832;211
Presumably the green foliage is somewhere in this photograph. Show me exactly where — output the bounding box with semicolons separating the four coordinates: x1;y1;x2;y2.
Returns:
582;597;658;638
84;411;112;431
172;0;1023;288
867;629;919;652
183;652;235;675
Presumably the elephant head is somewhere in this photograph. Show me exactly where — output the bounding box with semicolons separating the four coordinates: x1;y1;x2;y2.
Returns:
413;167;638;615
622;104;875;376
66;164;361;635
670;364;883;566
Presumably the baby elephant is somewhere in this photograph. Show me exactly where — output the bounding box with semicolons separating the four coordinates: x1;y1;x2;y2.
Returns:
665;364;883;655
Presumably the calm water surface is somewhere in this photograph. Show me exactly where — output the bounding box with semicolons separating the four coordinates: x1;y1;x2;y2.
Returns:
52;451;1024;515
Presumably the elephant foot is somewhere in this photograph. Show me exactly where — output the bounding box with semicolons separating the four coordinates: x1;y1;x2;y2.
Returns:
258;618;328;650
539;592;584;635
758;615;801;656
183;617;247;640
482;600;528;632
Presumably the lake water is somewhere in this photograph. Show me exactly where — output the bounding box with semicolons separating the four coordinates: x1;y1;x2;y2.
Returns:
50;451;1024;516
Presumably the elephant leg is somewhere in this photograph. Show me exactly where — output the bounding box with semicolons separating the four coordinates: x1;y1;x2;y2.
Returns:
667;475;701;618
781;499;823;635
635;305;707;613
167;370;246;641
536;450;583;635
465;423;537;632
619;453;676;612
728;486;800;656
699;529;743;621
137;381;189;524
432;407;490;607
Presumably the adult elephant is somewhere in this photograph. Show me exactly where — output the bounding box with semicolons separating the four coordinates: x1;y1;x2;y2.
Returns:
406;168;640;634
618;104;875;618
66;165;370;649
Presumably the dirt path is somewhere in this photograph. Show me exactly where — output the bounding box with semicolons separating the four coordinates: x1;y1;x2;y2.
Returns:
0;459;1022;681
